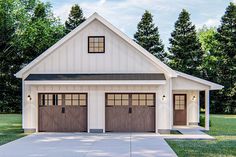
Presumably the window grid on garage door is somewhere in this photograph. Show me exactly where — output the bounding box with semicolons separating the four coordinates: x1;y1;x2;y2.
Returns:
39;93;87;106
106;93;155;106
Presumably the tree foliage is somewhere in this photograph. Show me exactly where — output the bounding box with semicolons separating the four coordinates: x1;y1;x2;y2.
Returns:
168;9;204;77
215;2;236;113
0;0;65;113
65;4;85;34
134;10;166;62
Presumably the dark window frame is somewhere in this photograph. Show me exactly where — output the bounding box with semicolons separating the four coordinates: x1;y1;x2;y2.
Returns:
105;93;155;107
88;36;105;53
38;93;88;107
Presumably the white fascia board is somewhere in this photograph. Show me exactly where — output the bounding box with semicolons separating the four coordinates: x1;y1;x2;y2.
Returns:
15;12;177;78
24;80;166;85
175;70;223;90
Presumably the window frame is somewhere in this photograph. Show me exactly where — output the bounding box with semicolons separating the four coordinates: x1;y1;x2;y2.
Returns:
105;93;155;107
38;93;88;107
88;36;105;53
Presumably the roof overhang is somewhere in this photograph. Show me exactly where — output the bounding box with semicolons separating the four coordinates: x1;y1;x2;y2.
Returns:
24;73;166;85
175;71;223;90
25;80;166;85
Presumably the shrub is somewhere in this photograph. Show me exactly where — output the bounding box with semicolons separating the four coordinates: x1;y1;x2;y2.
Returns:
199;115;212;127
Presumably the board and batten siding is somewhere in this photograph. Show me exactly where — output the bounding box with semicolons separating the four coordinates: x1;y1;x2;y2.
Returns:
23;20;163;77
24;84;168;132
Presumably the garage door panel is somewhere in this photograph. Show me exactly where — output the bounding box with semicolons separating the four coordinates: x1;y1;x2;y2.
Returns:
64;106;87;132
106;106;130;132
38;93;87;132
131;106;155;132
105;93;155;132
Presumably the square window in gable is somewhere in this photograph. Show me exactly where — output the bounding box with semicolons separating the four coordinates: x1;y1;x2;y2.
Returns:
88;36;105;53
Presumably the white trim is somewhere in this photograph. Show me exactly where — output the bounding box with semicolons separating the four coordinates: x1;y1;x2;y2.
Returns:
25;80;166;85
175;71;223;90
15;13;177;78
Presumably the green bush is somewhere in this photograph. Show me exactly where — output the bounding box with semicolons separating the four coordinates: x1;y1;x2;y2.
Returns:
199;115;212;127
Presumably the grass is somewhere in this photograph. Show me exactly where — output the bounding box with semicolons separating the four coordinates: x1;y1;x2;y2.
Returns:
0;114;26;146
166;114;236;157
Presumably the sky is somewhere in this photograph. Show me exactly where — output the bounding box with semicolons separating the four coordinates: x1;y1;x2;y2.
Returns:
43;0;235;48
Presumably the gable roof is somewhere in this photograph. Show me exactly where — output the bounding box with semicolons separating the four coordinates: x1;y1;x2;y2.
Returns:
175;71;223;90
15;12;177;78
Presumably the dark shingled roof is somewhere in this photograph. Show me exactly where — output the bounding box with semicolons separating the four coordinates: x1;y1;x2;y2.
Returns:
25;73;166;81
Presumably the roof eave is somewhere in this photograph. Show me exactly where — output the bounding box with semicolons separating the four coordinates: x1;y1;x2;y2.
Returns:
175;70;224;90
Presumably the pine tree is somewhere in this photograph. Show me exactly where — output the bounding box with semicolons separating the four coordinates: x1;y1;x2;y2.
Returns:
168;9;204;77
215;2;236;113
65;4;85;34
134;10;166;62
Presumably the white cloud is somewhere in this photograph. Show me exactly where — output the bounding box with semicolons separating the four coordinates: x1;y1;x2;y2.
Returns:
204;18;220;27
196;18;220;29
233;0;236;4
53;4;72;22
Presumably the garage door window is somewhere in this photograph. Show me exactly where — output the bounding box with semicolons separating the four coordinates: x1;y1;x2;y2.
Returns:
106;94;129;106
39;93;87;106
131;94;155;106
39;94;62;106
106;93;155;106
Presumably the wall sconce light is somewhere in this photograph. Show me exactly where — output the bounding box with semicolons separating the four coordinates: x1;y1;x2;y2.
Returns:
27;95;32;101
192;96;196;101
162;95;166;101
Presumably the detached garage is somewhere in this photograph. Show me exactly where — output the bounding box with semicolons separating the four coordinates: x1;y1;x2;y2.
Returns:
15;13;223;133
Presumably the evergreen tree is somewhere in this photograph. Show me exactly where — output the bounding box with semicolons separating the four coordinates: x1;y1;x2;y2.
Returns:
16;2;65;64
65;4;85;34
168;9;204;77
0;0;65;113
134;10;166;62
215;2;236;113
0;0;22;112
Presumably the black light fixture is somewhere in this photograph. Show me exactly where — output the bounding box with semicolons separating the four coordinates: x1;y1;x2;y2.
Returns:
192;96;196;101
27;95;32;101
162;95;166;101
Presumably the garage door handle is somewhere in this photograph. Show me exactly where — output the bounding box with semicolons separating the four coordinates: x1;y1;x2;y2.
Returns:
128;107;132;113
62;107;65;113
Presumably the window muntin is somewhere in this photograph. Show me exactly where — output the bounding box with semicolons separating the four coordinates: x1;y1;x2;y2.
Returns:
39;94;62;106
106;93;155;106
174;95;185;110
131;94;155;106
88;36;105;53
106;94;130;106
39;93;87;106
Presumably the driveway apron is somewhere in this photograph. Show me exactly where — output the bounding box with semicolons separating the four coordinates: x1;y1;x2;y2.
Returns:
0;133;177;157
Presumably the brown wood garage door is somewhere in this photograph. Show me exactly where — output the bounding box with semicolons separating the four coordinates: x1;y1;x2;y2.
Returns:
105;93;155;132
38;93;87;132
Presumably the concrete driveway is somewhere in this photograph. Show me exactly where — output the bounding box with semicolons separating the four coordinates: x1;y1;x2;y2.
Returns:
0;133;177;157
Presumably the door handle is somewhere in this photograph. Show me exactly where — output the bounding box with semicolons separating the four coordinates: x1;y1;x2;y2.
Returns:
62;107;65;113
128;107;132;113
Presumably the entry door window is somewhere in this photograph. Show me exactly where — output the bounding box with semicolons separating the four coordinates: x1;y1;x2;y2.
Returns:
174;95;185;110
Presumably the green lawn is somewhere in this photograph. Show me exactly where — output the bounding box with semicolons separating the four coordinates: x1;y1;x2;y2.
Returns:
167;114;236;157
0;114;26;146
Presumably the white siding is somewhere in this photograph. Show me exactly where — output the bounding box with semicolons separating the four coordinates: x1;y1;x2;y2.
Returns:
24;20;163;76
172;76;209;90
